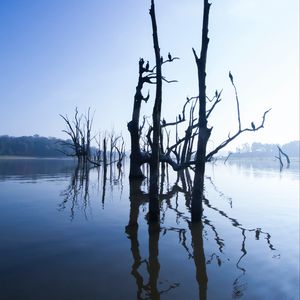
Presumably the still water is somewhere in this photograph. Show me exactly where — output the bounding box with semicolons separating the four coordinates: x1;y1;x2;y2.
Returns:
0;158;299;300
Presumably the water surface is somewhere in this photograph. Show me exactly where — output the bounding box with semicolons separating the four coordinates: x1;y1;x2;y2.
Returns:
0;158;299;300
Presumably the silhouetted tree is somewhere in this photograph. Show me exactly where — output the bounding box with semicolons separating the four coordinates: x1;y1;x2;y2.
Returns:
148;0;163;222
60;107;94;163
189;0;271;221
127;57;151;179
277;145;290;166
128;0;271;222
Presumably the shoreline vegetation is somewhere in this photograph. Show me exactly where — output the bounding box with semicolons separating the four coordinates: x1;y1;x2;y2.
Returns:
0;135;299;159
0;155;75;160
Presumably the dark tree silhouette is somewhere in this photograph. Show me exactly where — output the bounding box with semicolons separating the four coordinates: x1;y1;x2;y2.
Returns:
190;0;212;222
128;0;271;223
127;57;151;179
148;0;163;222
276;145;290;167
60;107;94;163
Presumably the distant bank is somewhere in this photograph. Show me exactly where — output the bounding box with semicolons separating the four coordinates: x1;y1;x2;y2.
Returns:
0;135;299;159
0;135;73;158
221;140;299;159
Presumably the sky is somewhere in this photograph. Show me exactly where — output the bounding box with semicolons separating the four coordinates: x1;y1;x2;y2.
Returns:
0;0;299;151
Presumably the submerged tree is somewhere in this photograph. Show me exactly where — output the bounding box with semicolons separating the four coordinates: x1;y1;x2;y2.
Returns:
61;108;126;169
128;0;270;222
60;107;94;163
148;0;163;222
189;0;270;221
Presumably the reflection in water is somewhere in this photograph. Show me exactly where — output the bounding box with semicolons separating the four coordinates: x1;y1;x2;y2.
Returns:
227;157;299;179
202;194;277;298
0;158;76;181
189;222;208;300
59;162;124;219
206;175;233;208
57;161;278;299
0;158;297;300
102;164;107;208
124;167;277;299
126;180;181;300
59;164;90;220
125;224;181;300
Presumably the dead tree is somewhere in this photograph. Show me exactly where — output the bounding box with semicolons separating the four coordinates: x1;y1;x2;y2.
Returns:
189;0;271;221
60;107;94;164
127;6;179;180
277;145;290;166
190;0;212;222
127;57;151;179
148;0;163;222
60;108;84;162
275;149;283;171
109;133;118;165
103;136;107;167
115;137;126;168
128;0;270;223
84;108;93;162
93;133;102;164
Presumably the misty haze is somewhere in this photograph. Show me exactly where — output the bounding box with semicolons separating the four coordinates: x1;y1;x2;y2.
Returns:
0;0;299;299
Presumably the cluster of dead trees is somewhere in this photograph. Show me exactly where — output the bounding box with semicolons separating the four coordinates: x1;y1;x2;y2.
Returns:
128;0;271;222
60;0;271;223
59;107;93;163
60;108;125;168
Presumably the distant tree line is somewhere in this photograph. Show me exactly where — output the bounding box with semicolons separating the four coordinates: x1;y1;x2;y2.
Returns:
0;135;74;157
232;141;299;158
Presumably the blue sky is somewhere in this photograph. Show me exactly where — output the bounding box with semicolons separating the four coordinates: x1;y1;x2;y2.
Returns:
0;0;299;151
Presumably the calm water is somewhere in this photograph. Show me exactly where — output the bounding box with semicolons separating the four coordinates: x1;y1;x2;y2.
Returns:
0;158;299;300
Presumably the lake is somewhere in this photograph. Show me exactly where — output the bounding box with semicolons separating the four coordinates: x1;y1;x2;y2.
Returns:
0;157;299;300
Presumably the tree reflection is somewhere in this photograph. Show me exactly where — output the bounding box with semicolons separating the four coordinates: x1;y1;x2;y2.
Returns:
59;163;90;220
189;221;208;300
126;176;207;299
126;179;181;300
59;161;124;219
59;162;278;299
126;166;277;299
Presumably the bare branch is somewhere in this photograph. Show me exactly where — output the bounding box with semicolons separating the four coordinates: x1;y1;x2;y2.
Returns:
229;72;242;131
206;108;271;161
206;89;223;119
162;76;178;84
192;47;199;61
277;145;290;165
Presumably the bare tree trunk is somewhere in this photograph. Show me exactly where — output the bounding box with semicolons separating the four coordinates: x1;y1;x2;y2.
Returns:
277;145;290;166
128;59;149;179
103;137;107;167
126;179;144;227
149;0;162;222
275;148;283;171
85;108;92;162
191;0;211;222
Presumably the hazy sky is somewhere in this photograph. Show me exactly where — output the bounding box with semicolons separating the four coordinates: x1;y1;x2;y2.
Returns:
0;0;299;151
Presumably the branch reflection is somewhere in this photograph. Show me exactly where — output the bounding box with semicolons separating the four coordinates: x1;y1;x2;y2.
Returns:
59;163;90;220
59;161;124;219
126;166;277;299
59;161;278;299
126;176;207;299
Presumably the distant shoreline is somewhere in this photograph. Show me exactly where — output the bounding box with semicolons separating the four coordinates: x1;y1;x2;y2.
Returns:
0;155;75;160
